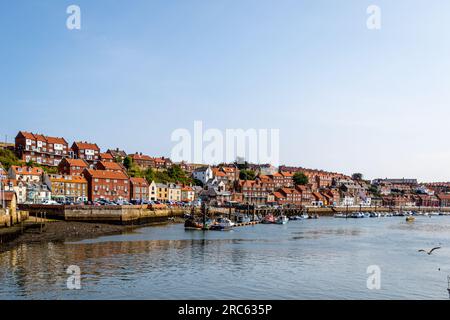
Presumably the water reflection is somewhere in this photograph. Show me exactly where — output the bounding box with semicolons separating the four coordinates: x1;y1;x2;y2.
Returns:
1;217;450;299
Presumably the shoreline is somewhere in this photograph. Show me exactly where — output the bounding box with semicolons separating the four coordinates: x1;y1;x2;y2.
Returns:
0;219;183;253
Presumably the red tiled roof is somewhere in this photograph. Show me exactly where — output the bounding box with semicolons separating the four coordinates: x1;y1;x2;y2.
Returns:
63;158;89;167
130;153;153;161
84;169;129;180
45;136;67;145
73;141;100;150
98;161;124;171
50;175;87;183
10;166;43;175
130;177;149;186
18;131;35;140
100;153;113;159
437;193;450;200
273;192;285;199
281;188;299;194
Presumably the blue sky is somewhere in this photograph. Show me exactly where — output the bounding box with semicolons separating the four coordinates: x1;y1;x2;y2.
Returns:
1;0;450;181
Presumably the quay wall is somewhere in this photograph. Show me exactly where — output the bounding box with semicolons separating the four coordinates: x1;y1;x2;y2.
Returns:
19;204;191;225
0;210;29;228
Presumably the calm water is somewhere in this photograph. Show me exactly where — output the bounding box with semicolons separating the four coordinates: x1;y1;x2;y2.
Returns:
1;216;450;299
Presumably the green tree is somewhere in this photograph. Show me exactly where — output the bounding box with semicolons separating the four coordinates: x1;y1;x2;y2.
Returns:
352;173;363;181
293;172;309;185
193;178;203;187
123;156;133;170
239;169;256;180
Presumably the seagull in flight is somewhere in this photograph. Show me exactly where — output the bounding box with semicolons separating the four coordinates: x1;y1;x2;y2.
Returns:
418;247;441;255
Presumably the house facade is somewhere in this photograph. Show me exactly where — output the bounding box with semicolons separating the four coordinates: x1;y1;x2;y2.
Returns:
71;141;100;164
83;169;130;202
130;177;149;202
8;166;43;183
15;131;69;166
58;158;89;176
47;174;88;203
193;166;213;185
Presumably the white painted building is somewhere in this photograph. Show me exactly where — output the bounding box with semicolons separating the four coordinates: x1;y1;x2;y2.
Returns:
192;166;213;185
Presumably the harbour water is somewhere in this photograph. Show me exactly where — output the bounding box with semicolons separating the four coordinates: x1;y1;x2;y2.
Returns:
1;216;450;299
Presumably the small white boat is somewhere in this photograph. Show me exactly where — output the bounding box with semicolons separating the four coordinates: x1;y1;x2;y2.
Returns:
275;215;289;224
301;214;309;219
334;213;347;218
215;217;235;228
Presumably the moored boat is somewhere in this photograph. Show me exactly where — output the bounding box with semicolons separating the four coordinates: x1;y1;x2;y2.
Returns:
406;216;415;222
275;215;289;224
184;218;203;230
209;218;234;231
262;214;276;224
289;215;302;220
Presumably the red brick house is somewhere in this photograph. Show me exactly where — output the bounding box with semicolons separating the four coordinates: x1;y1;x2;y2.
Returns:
278;187;302;206
99;153;114;162
437;193;450;207
257;175;275;192
270;173;285;189
83;169;130;202
130;177;149;201
295;185;313;206
154;157;172;170
71;141;100;164
280;171;294;187
130;153;154;169
415;194;440;207
15;131;69;166
95;161;126;173
58;158;89;176
238;180;269;205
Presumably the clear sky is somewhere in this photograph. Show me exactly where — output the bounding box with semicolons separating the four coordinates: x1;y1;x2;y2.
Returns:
1;0;450;182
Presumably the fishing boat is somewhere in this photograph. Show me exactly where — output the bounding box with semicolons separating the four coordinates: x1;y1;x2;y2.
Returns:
309;214;319;219
334;213;347;218
406;216;415;222
275;215;289;224
289;215;302;220
301;214;309;219
262;214;276;224
184;218;204;230
236;214;251;223
209;217;234;231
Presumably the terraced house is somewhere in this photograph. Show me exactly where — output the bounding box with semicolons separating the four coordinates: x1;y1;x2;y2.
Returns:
71;141;100;164
58;158;89;176
83;169;130;202
15;131;69;166
130;177;149;202
3;178;27;204
8;165;43;183
46;174;88;203
156;183;169;201
168;183;181;202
